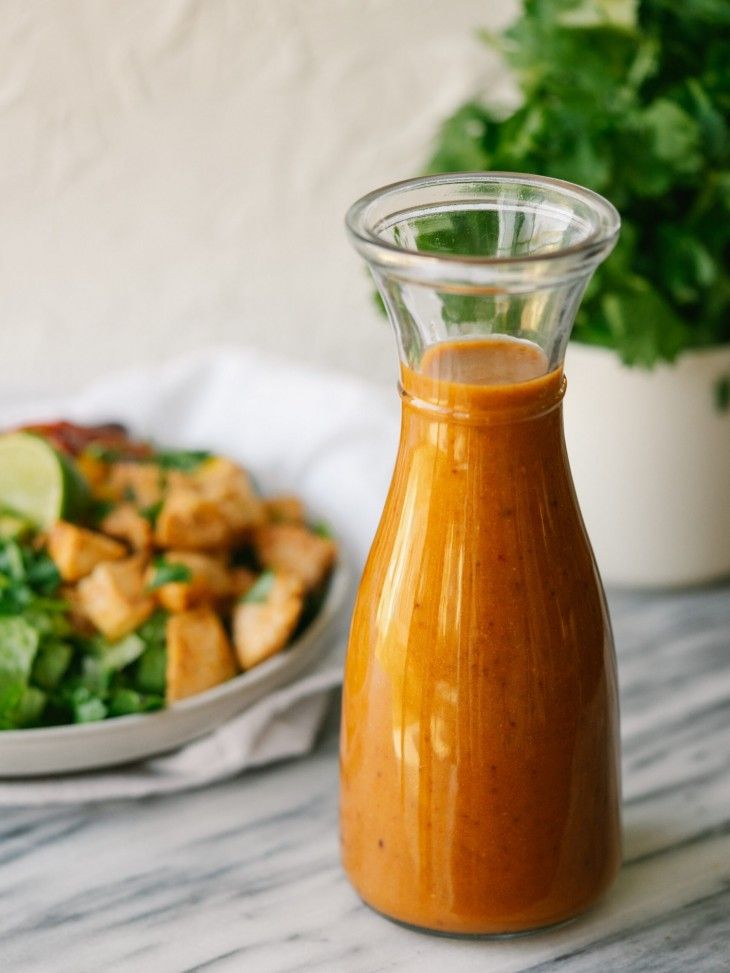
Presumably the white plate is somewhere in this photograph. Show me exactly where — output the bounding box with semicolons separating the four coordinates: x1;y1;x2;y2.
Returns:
0;564;348;778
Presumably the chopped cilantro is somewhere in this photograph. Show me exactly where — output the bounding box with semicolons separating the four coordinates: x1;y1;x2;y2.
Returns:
140;499;164;525
241;571;276;604
310;520;333;539
146;557;194;590
154;449;211;472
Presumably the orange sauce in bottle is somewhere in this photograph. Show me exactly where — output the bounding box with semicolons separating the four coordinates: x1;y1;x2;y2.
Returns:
340;337;621;935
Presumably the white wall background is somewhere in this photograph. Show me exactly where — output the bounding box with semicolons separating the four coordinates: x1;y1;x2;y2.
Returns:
0;0;516;394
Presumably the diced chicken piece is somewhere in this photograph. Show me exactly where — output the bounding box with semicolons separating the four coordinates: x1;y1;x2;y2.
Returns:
264;494;305;524
77;555;155;640
253;524;336;591
166;609;238;703
101;503;153;551
150;550;231;612
154;487;232;549
194;458;265;536
48;521;126;582
154;459;265;549
229;567;256;599
75;453;109;490
104;462;163;507
164;470;194;493
60;585;96;636
193;456;251;493
233;571;305;670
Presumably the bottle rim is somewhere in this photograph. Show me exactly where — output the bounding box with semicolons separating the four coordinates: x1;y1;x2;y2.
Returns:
345;172;620;289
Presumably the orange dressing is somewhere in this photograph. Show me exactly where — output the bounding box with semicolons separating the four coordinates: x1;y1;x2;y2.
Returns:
340;337;621;935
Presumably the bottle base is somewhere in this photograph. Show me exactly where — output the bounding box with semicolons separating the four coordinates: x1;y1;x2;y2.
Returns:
358;896;599;940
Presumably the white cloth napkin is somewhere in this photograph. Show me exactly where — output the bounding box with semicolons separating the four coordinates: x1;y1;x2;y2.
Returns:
0;346;399;804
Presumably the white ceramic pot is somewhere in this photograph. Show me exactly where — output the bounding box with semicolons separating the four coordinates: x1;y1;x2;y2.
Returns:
563;343;730;588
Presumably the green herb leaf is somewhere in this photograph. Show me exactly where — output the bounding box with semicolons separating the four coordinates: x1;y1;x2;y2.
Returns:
147;558;194;590
69;686;107;724
88;499;115;526
107;688;145;718
31;641;73;691
0;617;40;727
140;499;164;525
141;694;164;713
0;541;26;583
134;643;167;696
85;445;124;463
24;551;61;595
0;618;39;672
137;611;168;648
241;571;276;604
310;520;333;539
134;611;168;695
76;654;112;695
92;633;147;672
154;449;211;472
14;686;47;728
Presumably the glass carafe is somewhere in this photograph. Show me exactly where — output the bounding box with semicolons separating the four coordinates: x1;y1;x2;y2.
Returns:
340;173;622;936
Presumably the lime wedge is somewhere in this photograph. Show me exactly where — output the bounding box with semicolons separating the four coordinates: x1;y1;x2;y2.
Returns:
0;432;91;529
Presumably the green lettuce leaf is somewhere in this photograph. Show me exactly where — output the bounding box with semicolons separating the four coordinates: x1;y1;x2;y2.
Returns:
0;617;40;728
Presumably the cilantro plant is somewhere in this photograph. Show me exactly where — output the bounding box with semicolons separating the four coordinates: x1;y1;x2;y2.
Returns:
425;0;729;366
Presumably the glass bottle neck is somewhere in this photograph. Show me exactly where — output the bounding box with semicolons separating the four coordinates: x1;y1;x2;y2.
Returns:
348;173;619;377
399;337;566;425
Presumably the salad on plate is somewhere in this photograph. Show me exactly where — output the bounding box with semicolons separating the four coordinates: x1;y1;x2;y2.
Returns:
0;421;337;731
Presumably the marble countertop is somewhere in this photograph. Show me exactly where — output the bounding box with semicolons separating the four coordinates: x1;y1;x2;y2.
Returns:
1;586;728;973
